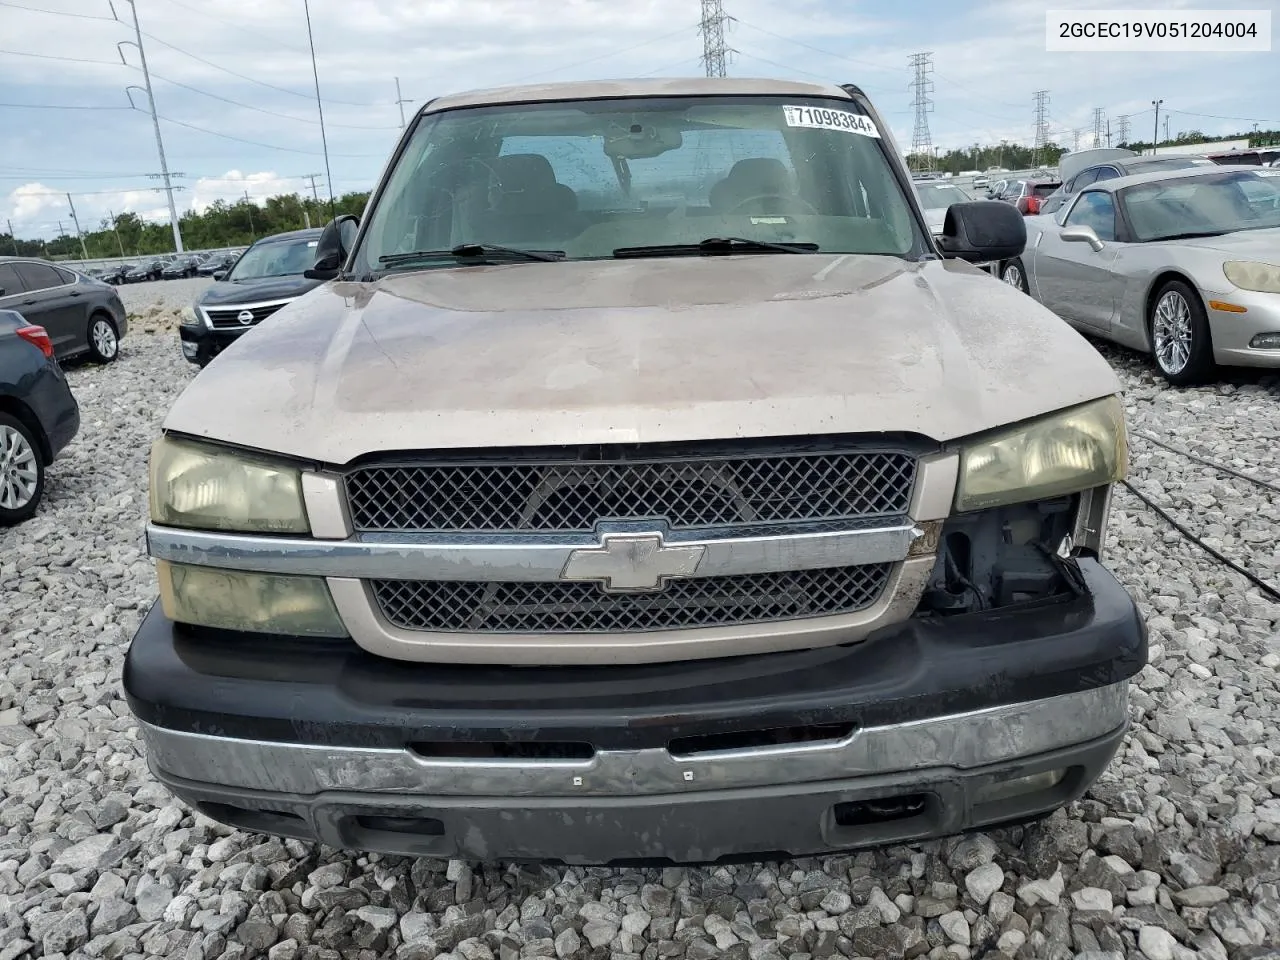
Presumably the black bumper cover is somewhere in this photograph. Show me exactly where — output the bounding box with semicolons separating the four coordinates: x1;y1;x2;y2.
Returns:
124;559;1146;750
178;323;248;365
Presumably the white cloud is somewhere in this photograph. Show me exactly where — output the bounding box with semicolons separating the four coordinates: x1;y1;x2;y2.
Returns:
1;0;1275;239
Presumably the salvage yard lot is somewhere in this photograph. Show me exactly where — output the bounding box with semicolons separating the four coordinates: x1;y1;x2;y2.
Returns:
0;279;1278;960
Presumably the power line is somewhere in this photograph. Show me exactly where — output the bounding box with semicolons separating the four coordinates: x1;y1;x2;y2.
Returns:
156;0;310;55
146;69;400;130
137;30;389;108
497;25;696;86
732;19;903;76
699;0;733;78
0;48;123;65
908;52;935;171
0;0;117;21
1117;115;1131;145
149;111;388;157
0;102;133;110
1167;107;1280;125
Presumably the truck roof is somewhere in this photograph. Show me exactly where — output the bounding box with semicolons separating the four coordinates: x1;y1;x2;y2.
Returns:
424;77;852;113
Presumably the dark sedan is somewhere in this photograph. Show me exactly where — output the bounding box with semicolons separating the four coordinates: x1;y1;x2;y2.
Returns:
197;253;237;277
0;257;128;362
101;263;133;285
125;259;165;283
179;228;324;367
0;309;80;524
161;256;203;279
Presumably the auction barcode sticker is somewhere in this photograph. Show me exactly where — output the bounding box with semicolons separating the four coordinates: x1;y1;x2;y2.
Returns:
782;105;881;138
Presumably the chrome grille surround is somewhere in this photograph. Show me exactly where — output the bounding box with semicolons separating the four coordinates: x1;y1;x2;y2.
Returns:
203;298;294;329
344;446;918;534
372;563;894;634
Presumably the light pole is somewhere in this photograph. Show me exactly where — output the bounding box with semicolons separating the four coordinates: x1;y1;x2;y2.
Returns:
1151;99;1163;155
113;0;184;252
302;0;337;223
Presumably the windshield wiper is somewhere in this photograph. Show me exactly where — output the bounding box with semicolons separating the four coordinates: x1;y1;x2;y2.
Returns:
378;243;565;267
1156;230;1229;241
612;237;819;259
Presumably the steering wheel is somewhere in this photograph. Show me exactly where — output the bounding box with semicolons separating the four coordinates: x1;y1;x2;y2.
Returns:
727;193;819;216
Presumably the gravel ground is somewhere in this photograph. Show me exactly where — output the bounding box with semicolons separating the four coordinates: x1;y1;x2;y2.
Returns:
1;306;1279;960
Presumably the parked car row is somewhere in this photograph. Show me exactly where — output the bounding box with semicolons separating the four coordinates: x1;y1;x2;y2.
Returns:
95;250;243;285
992;164;1280;385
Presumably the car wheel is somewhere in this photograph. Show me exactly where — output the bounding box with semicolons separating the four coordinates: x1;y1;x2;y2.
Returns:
88;314;120;363
0;412;44;526
1001;259;1029;293
1150;279;1215;386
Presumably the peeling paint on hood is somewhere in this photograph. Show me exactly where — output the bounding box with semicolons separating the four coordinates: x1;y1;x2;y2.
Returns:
163;254;1121;465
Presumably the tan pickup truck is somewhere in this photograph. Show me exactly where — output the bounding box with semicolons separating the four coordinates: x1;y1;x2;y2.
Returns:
125;77;1145;865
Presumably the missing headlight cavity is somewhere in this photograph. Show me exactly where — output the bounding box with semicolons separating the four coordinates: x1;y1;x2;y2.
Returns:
919;497;1082;615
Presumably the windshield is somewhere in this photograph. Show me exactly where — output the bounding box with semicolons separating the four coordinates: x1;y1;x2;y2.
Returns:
1122;172;1280;241
226;236;319;281
354;95;925;273
1127;158;1213;174
915;184;972;208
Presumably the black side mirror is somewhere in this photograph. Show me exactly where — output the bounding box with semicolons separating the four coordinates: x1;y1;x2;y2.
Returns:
212;271;226;282
305;214;360;280
937;201;1027;263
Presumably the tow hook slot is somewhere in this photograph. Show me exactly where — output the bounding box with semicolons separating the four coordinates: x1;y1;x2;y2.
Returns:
667;722;857;758
833;792;929;827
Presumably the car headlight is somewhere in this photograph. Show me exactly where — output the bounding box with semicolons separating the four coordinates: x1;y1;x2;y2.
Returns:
1224;261;1280;294
158;561;347;637
955;396;1127;512
180;305;201;327
149;435;310;533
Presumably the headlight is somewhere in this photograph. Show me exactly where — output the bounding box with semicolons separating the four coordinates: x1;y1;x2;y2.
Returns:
1224;261;1280;294
180;305;201;326
158;561;347;637
149;435;310;533
955;396;1127;512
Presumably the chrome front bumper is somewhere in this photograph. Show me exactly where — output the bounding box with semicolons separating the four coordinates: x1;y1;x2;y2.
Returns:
139;682;1129;863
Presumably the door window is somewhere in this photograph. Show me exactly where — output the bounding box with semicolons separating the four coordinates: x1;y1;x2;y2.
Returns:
1064;190;1117;241
0;264;26;297
14;261;66;292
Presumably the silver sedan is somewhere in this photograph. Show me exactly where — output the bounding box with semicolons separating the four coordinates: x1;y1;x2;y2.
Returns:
995;166;1280;384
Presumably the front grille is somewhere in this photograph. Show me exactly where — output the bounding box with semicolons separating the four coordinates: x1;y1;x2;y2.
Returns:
372;563;893;634
205;302;290;329
346;448;917;533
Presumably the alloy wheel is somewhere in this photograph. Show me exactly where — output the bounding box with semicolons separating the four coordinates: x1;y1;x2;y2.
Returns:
1153;291;1193;374
92;319;118;359
1002;264;1024;289
0;424;39;511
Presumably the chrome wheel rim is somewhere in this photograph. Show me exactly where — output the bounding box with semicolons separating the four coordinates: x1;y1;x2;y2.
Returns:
92;319;118;358
1002;264;1023;289
0;424;39;510
1153;291;1192;374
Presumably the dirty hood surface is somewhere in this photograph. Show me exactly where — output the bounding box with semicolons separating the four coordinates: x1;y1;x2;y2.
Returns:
165;254;1121;465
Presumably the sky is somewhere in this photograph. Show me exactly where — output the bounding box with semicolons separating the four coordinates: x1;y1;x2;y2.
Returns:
2;0;1277;241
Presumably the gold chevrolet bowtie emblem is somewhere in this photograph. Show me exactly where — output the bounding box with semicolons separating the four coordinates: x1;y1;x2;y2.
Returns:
560;532;706;593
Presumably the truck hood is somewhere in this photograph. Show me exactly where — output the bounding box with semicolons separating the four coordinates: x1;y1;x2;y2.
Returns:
165;255;1122;465
196;274;323;307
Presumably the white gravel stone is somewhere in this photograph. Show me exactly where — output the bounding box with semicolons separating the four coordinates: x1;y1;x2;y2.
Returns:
964;862;1004;906
1138;925;1177;960
0;321;1277;960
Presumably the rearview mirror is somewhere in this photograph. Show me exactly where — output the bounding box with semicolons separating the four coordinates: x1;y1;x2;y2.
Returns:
305;214;360;280
936;201;1026;263
1060;224;1105;252
212;270;226;281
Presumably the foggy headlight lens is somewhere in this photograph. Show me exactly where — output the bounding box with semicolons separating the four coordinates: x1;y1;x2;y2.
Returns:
179;306;201;327
1224;261;1280;294
955;396;1128;512
158;561;347;637
149;435;309;533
